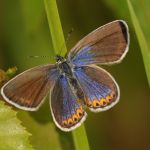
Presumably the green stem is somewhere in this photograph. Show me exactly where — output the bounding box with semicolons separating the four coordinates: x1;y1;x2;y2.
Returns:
72;125;90;150
44;0;67;56
44;0;90;149
127;0;150;86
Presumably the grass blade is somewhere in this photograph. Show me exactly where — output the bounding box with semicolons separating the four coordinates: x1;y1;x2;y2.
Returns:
72;125;90;150
44;0;67;56
127;0;150;86
44;0;90;149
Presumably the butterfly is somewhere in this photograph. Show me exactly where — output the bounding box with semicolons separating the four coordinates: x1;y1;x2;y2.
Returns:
1;20;129;131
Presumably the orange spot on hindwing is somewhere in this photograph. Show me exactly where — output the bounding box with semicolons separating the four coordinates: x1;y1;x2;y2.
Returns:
62;103;84;128
86;92;115;109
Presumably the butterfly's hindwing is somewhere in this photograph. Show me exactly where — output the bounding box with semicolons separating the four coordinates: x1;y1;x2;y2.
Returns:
73;65;119;112
50;75;87;131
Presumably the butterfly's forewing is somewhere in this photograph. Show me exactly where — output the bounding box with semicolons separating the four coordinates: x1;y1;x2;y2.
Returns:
68;20;129;66
50;75;87;131
1;64;58;111
74;65;119;112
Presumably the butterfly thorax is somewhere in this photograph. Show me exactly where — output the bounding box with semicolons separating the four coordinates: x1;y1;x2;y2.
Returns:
56;55;73;77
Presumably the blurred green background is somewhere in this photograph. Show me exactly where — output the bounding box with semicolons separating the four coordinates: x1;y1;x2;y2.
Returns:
0;0;150;150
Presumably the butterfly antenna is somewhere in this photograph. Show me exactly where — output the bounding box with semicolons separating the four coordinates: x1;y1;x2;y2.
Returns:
59;28;74;56
27;55;54;59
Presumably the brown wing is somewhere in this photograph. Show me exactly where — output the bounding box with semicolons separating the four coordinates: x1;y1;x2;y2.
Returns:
68;20;129;66
1;64;58;111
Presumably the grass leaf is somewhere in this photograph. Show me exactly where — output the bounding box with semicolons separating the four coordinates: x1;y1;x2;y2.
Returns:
72;125;90;150
127;0;150;86
44;0;67;56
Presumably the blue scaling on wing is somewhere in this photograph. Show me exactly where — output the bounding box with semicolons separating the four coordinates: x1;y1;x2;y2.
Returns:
73;65;119;111
71;46;95;66
60;76;79;119
50;75;86;131
47;67;59;81
74;67;111;99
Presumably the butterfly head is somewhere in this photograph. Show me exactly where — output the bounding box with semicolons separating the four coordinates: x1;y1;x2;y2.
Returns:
55;55;65;63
